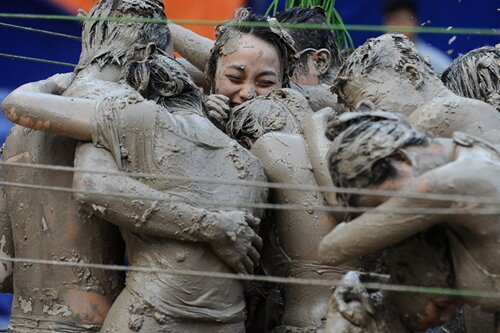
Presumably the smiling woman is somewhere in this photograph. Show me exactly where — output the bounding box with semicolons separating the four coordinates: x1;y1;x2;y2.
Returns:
204;9;296;126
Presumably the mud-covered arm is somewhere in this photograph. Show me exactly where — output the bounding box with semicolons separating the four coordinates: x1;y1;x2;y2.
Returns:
0;187;13;293
319;178;447;266
73;143;262;273
1;74;94;141
170;23;214;72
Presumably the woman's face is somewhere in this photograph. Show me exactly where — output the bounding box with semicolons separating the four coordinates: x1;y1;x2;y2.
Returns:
214;34;283;107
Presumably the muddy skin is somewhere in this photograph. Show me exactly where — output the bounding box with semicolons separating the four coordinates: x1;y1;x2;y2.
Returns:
0;0;187;331
333;34;500;144
321;111;500;331
227;90;339;331
172;12;339;112
302;107;339;208
169;22;214;73
78;78;267;332
291;82;343;112
3;51;268;333
442;45;500;112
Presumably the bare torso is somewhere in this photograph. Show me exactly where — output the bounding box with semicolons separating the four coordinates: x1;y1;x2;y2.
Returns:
2;76;126;331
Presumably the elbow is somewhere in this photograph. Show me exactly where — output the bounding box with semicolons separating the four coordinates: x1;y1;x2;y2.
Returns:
72;171;97;204
318;234;344;266
1;93;20;124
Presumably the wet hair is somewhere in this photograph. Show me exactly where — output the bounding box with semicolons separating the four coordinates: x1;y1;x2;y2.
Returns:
277;7;340;73
226;89;311;149
332;34;436;110
442;46;500;112
125;48;203;114
383;0;418;18
326;110;426;205
206;9;297;92
77;0;170;72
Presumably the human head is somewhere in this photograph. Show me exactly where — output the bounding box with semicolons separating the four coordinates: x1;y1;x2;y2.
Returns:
277;6;340;85
124;46;203;114
77;0;170;72
226;88;310;148
442;45;500;112
332;34;439;116
383;0;418;41
206;9;296;107
383;227;460;331
325;110;426;206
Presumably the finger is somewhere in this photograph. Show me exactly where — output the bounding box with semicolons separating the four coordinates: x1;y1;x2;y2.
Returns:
208;111;225;125
248;246;261;264
252;234;263;251
236;263;248;275
205;101;223;113
213;94;230;102
212;98;231;113
245;214;261;228
242;255;254;274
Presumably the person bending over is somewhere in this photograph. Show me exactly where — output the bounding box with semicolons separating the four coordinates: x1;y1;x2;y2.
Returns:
332;34;500;144
320;111;500;331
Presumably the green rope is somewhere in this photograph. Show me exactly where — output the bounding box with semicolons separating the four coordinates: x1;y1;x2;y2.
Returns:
0;13;497;36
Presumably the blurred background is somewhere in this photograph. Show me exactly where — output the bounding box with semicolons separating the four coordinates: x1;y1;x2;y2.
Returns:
0;0;498;329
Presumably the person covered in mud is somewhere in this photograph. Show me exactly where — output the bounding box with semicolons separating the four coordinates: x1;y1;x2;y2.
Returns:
277;6;340;86
221;86;343;331
275;6;345;111
0;0;178;330
442;45;500;112
203;9;296;129
332;34;500;143
319;111;500;331
4;53;267;333
3;2;268;333
171;7;345;115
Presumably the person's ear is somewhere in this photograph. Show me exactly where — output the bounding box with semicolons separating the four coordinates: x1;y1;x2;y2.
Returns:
312;49;332;75
403;64;423;89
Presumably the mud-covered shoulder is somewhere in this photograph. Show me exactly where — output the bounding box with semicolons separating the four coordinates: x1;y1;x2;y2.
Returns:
418;156;500;198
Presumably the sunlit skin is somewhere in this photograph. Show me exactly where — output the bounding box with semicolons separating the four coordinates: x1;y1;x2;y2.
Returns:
214;34;283;107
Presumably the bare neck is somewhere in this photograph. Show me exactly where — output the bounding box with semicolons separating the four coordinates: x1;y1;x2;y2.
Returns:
76;63;122;82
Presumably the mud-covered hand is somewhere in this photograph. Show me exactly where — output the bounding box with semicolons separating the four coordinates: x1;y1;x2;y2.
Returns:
331;271;375;327
43;72;76;95
207;211;262;274
205;94;231;127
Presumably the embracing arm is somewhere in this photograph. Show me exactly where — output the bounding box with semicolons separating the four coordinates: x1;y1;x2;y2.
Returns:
1;74;94;141
170;23;214;72
73;143;262;273
319;177;448;266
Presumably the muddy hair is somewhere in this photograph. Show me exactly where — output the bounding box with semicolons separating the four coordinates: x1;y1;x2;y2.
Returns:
226;88;309;149
277;7;340;75
125;47;203;114
332;34;436;110
77;0;170;72
206;8;297;92
442;46;500;112
326;110;426;206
